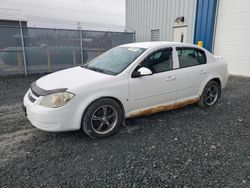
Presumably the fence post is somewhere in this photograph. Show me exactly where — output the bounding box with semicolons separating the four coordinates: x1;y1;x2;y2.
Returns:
17;52;23;68
79;30;84;65
47;49;51;72
72;48;77;66
19;21;28;75
133;31;136;42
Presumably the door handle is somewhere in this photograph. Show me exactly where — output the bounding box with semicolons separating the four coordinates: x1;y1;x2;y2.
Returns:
200;69;207;74
166;76;176;81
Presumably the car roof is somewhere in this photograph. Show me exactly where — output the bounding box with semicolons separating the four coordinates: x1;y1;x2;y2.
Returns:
121;41;199;50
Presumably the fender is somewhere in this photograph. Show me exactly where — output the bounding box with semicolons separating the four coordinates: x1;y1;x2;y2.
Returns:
74;92;128;130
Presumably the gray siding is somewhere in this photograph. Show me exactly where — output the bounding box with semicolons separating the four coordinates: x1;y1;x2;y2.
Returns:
126;0;197;43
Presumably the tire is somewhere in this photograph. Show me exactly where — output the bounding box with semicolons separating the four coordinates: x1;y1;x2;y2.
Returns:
198;80;221;108
82;98;123;138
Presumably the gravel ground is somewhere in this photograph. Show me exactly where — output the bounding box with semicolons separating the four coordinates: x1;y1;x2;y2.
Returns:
0;75;250;187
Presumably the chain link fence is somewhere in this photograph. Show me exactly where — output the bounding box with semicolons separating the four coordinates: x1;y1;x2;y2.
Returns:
0;26;135;75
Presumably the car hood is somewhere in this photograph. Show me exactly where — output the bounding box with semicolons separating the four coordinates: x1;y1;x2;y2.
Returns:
36;66;113;90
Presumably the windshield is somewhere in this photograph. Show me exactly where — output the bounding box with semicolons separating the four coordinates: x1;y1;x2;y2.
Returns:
83;47;146;75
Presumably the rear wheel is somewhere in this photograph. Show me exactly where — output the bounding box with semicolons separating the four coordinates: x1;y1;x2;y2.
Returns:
82;98;123;138
198;81;221;108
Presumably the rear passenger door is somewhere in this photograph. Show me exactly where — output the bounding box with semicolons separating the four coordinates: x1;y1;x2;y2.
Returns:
174;47;208;101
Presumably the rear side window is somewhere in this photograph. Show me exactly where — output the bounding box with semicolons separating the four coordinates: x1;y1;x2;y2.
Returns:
176;47;206;68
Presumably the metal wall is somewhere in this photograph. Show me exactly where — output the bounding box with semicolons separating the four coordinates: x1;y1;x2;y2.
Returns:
126;0;197;43
0;26;135;76
194;0;218;52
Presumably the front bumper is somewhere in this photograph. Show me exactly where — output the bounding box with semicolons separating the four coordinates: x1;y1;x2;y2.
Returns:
23;90;81;132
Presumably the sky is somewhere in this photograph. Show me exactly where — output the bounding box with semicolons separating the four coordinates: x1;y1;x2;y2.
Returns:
0;0;126;31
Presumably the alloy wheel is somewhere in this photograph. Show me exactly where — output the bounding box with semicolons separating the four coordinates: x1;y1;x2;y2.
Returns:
91;105;118;135
205;85;219;106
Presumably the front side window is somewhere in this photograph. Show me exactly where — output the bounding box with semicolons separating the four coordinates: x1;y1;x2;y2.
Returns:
83;47;145;75
140;48;173;74
177;47;206;68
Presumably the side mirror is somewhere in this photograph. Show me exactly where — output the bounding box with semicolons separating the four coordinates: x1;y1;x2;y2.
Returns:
132;67;152;78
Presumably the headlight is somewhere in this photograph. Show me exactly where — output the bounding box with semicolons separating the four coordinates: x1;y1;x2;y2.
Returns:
40;92;75;108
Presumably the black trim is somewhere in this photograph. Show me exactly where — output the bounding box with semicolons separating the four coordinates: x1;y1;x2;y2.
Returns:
31;82;67;96
31;90;39;97
28;93;36;103
22;105;27;117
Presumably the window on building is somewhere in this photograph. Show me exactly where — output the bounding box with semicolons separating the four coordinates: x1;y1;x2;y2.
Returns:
176;47;206;68
141;48;173;74
151;29;160;41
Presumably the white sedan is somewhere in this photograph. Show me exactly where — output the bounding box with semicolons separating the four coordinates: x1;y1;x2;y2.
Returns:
23;42;228;138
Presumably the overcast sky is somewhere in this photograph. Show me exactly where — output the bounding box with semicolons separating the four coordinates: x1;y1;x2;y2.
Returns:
0;0;125;30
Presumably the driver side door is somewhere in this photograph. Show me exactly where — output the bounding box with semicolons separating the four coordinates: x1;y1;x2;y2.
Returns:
128;47;177;116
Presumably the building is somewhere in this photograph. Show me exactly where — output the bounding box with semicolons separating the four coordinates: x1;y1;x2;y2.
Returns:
126;0;250;76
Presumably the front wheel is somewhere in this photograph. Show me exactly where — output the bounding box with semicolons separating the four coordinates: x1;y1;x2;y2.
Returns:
82;98;123;138
198;81;221;108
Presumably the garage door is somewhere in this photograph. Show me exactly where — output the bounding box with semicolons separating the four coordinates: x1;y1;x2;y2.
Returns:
214;0;250;76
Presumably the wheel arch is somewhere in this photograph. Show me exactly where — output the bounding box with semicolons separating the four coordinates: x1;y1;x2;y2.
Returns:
80;96;126;129
210;78;221;88
199;75;222;96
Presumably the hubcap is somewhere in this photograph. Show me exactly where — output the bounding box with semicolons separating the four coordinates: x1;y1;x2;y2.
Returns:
205;85;218;106
91;105;118;134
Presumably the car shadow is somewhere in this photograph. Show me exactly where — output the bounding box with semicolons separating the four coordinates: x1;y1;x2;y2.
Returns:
34;103;204;141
